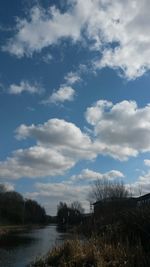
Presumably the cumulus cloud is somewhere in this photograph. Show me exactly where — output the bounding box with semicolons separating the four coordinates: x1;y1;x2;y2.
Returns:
0;146;75;179
0;119;97;179
35;182;89;199
144;159;150;167
71;168;124;181
9;80;43;94
3;4;83;57
1;99;150;179
42;70;80;105
43;86;75;104
3;1;150;79
25;167;124;214
26;181;91;214
85;100;150;160
64;71;81;85
129;159;150;195
16;119;94;156
127;170;150;196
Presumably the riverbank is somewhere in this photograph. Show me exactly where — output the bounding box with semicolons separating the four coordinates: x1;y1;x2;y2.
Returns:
31;237;150;267
0;225;27;238
0;224;48;238
30;207;150;267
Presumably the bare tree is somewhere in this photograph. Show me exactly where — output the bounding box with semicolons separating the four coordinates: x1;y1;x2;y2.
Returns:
89;178;129;203
70;201;84;214
138;184;143;197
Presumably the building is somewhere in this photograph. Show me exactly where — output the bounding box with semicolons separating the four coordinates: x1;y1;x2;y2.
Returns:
137;193;150;206
93;193;150;217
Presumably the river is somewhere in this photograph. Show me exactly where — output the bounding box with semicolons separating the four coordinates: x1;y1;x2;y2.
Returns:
0;225;69;267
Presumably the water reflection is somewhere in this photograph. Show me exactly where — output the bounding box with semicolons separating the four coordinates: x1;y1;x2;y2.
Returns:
0;225;68;267
0;234;36;248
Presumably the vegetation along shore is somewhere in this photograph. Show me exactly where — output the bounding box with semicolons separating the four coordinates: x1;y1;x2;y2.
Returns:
30;180;150;267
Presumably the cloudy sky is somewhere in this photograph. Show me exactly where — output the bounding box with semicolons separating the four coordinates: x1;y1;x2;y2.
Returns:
1;0;150;214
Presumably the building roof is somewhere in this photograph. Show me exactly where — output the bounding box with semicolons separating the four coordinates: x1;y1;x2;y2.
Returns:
137;193;150;201
93;193;150;206
93;197;134;206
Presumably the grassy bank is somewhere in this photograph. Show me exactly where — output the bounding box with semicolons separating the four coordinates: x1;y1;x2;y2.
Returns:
31;237;150;267
31;207;150;267
0;225;28;237
0;224;46;238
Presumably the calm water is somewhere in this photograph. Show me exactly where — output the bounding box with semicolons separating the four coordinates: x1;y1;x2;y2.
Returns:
0;225;69;267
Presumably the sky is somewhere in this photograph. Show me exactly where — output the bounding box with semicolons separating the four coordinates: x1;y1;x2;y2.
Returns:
1;0;150;215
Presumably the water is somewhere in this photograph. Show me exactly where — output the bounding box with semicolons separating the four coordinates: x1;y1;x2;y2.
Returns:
0;225;69;267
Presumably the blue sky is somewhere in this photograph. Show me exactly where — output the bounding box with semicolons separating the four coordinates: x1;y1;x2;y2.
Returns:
1;0;150;214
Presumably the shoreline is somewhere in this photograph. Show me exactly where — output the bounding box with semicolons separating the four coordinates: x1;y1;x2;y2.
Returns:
0;224;49;238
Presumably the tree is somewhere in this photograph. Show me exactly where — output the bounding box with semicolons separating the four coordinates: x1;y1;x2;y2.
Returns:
89;178;129;203
70;201;84;214
57;202;69;225
0;184;6;193
0;191;24;223
25;199;46;224
57;201;83;226
0;189;47;224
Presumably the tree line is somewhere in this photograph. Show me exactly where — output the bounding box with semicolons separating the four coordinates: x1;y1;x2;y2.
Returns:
0;184;85;226
0;184;46;225
57;201;84;226
0;178;133;226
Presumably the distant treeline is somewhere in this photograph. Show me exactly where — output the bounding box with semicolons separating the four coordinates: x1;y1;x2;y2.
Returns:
0;184;86;226
57;201;84;226
0;186;47;225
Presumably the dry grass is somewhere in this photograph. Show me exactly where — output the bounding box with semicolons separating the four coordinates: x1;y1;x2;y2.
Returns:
31;207;150;267
31;237;150;267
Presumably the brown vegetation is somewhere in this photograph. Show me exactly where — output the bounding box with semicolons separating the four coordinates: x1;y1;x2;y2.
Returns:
31;236;150;267
31;180;150;267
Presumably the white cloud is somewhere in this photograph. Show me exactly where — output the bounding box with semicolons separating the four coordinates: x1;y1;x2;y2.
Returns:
2;99;150;180
71;168;124;181
1;99;150;179
64;71;81;85
0;146;75;179
9;80;43;94
26;181;91;215
3;1;150;79
43;86;75;104
129;159;150;195
0;119;97;179
127;171;150;196
42;70;80;105
86;100;150;160
25;169;124;215
95;0;150;79
0;182;15;192
144;159;150;167
36;182;89;199
25;167;124;214
16;118;97;160
3;4;83;57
